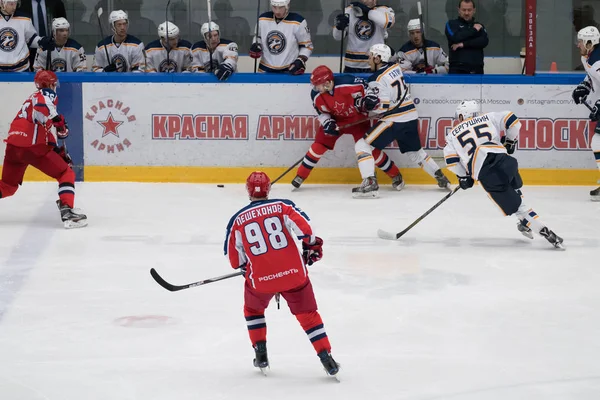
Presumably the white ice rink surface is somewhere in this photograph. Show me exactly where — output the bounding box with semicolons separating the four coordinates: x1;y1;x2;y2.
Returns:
0;181;599;400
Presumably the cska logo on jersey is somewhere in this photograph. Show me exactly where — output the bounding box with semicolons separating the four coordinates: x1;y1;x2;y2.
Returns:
85;99;137;154
51;58;67;72
159;59;178;73
354;20;375;41
0;28;18;52
266;31;286;55
111;54;128;72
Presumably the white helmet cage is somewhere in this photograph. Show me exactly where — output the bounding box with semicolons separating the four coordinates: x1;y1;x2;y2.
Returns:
455;100;480;120
158;21;179;39
369;43;392;63
201;22;219;38
578;26;600;47
52;17;70;35
109;10;128;31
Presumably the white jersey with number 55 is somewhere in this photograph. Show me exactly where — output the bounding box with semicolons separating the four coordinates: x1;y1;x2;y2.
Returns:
366;63;417;123
444;111;521;180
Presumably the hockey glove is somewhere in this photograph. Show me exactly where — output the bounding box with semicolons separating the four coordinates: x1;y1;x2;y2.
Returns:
424;65;436;74
362;94;380;111
302;236;323;266
458;176;474;190
38;36;56;51
288;57;306;75
237;264;247;277
249;42;263;59
52;115;69;139
572;81;591;104
53;145;72;167
590;100;600;122
334;13;350;30
323;119;340;136
104;63;118;72
215;63;234;81
351;1;371;19
501;136;517;154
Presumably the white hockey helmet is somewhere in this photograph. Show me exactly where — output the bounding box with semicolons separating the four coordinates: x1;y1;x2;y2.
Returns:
109;10;128;29
158;21;179;39
0;0;19;9
201;22;219;38
369;43;392;63
52;17;70;34
455;100;480;120
407;18;422;32
270;0;290;7
578;26;600;47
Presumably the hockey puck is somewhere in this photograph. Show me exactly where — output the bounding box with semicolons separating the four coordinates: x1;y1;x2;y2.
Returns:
217;184;225;188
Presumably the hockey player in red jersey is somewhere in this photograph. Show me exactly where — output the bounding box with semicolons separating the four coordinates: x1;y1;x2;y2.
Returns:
224;171;339;377
292;65;405;190
0;71;87;229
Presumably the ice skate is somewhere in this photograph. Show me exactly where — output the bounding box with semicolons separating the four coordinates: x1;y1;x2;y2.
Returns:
56;200;87;229
291;175;304;190
317;350;340;381
391;173;405;191
434;169;451;189
539;227;564;249
590;185;600;202
253;341;269;376
517;219;533;239
352;176;379;199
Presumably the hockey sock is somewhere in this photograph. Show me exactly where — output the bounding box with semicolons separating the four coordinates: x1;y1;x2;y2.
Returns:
297;143;329;180
244;306;267;346
592;132;600;173
373;148;400;178
296;311;331;354
515;204;545;233
57;168;76;208
407;149;440;178
355;139;375;179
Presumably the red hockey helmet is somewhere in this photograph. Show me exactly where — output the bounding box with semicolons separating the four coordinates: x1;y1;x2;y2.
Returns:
246;171;271;199
310;65;334;87
34;70;58;90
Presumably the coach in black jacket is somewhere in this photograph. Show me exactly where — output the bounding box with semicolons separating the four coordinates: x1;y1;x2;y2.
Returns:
18;0;67;70
445;0;488;74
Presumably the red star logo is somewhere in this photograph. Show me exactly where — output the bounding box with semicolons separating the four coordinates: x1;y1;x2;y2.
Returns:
332;101;346;115
97;112;124;138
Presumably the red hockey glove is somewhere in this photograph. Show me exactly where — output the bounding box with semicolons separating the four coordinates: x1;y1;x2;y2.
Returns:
424;65;435;74
53;145;72;167
52;115;69;139
249;42;263;59
302;236;323;266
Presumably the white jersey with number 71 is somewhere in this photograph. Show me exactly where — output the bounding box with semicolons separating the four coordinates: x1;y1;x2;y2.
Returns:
443;111;521;180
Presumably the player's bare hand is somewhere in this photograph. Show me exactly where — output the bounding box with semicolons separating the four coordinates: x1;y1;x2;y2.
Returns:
451;43;464;51
474;23;483;31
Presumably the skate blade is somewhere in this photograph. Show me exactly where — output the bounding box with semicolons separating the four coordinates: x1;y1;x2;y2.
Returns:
352;190;379;199
591;195;600;202
392;182;405;191
553;242;566;250
520;231;534;240
64;219;88;229
259;367;268;376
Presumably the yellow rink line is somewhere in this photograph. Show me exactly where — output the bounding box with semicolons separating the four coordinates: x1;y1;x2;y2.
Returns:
3;166;598;186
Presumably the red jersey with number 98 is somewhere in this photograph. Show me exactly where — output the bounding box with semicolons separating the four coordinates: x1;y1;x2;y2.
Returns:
224;198;315;293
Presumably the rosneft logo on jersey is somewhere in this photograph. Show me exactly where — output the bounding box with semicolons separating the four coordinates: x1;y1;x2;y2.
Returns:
354;20;375;41
266;31;286;55
111;54;128;72
0;28;18;52
51;58;67;72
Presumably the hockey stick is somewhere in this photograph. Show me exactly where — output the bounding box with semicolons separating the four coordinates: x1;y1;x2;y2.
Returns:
338;0;345;73
45;17;52;70
207;0;214;72
377;186;460;240
96;8;111;66
165;0;172;72
417;2;428;68
150;268;244;292
253;0;261;73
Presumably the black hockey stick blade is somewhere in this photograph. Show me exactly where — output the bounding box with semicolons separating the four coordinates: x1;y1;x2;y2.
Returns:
150;268;244;292
378;186;460;240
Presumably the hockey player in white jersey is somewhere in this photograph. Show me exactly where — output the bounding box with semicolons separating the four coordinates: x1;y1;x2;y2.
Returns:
571;26;600;201
396;19;448;75
444;101;564;249
92;10;145;72
352;44;450;197
333;0;395;73
249;0;313;74
34;18;86;72
145;22;192;73
191;22;238;81
0;0;55;72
